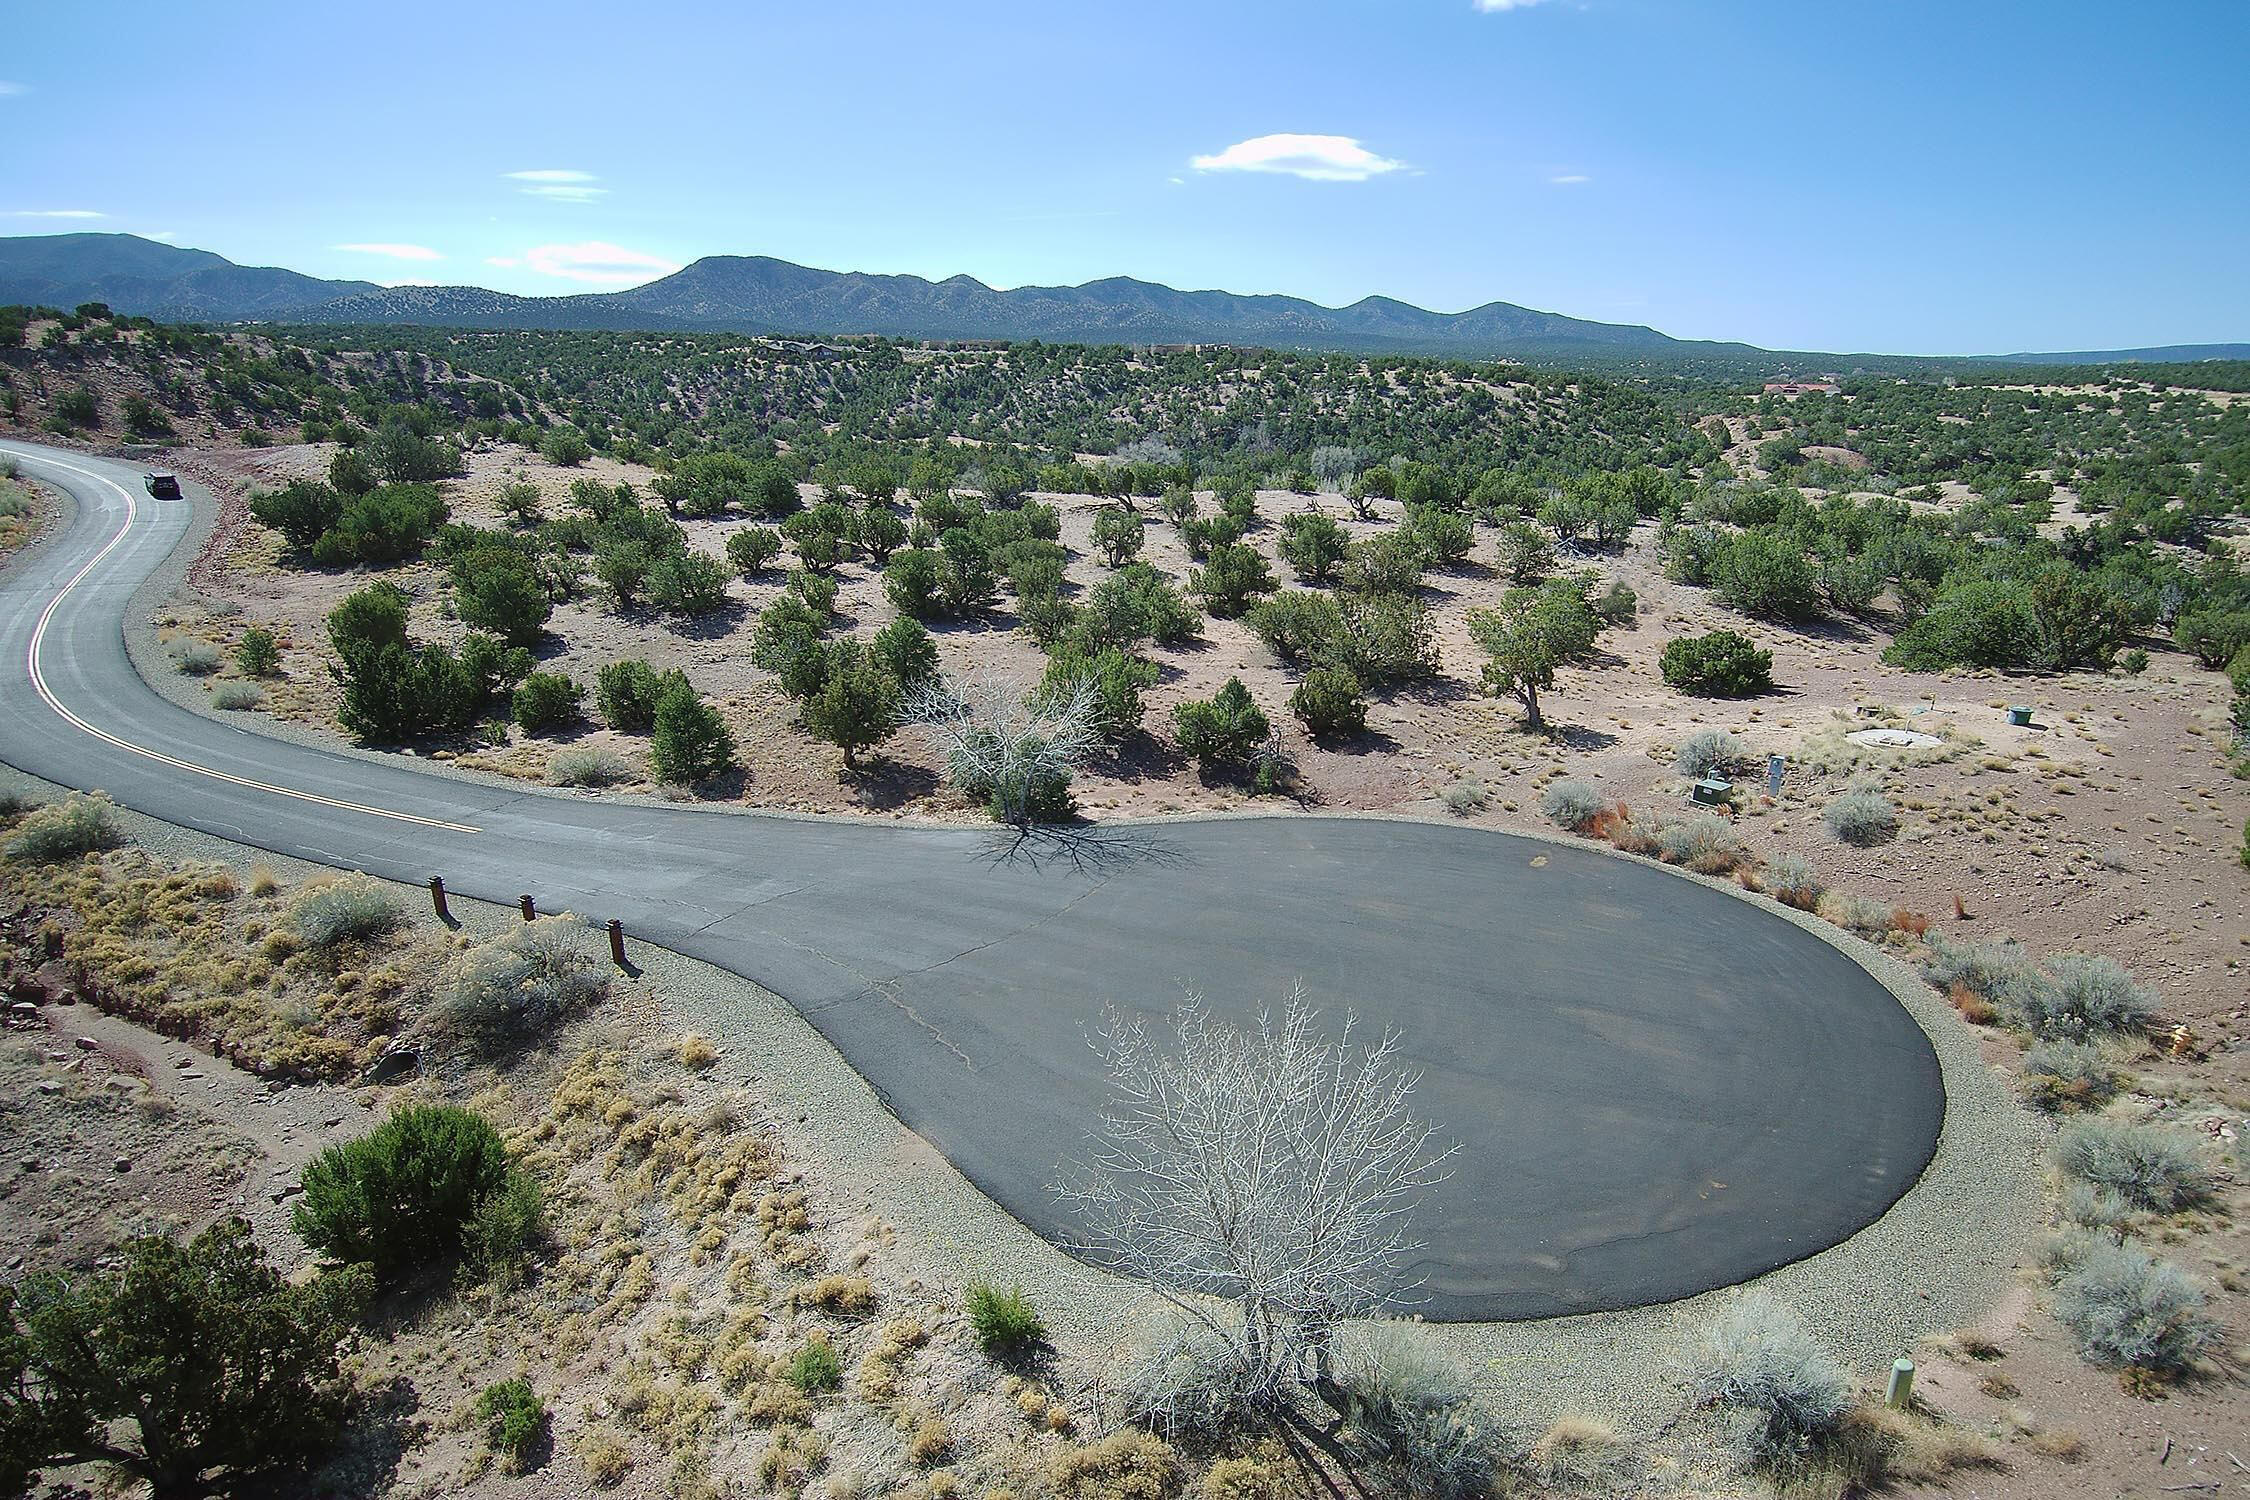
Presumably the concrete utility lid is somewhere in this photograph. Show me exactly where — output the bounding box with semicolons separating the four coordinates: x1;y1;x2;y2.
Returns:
1847;727;1943;749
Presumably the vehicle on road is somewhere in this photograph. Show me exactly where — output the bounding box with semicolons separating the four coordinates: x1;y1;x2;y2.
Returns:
143;472;182;500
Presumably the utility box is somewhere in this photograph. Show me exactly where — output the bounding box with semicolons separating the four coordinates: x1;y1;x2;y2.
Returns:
2007;705;2033;726
1691;777;1733;807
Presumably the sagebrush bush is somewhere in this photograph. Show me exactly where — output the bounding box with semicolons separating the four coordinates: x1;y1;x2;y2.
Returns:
286;873;404;949
1922;936;2048;1014
2059;1182;2134;1234
1655;813;1750;874
2019;1041;2121;1114
1674;729;1742;779
2018;953;2155;1039
1439;780;1488;816
966;1281;1045;1361
546;746;636;786
1332;1325;1503;1500
1759;853;1825;910
2053;1122;2212;1212
293;1103;530;1285
1688;1292;1854;1466
5;791;125;861
433;917;610;1054
1822;891;1895;938
1048;1429;1179;1500
1822;787;1898;846
1118;1322;1265;1440
2046;1236;2222;1374
210;680;265;710
174;640;223;675
1539;777;1605;831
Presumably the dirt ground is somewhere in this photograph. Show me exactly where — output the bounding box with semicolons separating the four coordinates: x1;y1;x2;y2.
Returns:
16;429;2250;1499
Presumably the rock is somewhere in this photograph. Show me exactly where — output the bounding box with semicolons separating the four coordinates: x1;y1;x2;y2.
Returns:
74;1035;97;1051
37;1080;60;1095
113;1157;130;1173
360;1041;419;1085
269;1183;303;1204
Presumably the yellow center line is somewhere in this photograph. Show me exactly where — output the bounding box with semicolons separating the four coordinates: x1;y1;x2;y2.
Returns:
12;449;482;836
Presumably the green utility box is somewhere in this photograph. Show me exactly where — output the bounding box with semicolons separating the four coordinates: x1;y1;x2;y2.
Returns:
2007;705;2033;726
1691;777;1733;807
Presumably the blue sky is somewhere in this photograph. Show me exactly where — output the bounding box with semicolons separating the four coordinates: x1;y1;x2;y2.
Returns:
6;0;2246;354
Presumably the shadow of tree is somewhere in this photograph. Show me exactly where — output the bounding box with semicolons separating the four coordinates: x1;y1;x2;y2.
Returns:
973;823;1193;877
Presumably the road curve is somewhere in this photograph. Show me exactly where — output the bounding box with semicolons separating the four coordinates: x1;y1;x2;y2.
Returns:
0;440;1943;1321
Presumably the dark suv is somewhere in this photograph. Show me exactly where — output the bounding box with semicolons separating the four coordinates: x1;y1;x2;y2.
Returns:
144;472;182;500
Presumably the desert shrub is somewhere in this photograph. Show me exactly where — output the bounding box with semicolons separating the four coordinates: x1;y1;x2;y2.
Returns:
1331;1326;1503;1500
1173;677;1269;769
547;746;636;786
451;542;552;645
1118;1323;1266;1441
1655;813;1750;874
726;525;784;576
2047;1237;2222;1374
464;1171;546;1287
1200;1440;1297;1500
6;791;125;861
1688;1292;1854;1466
286;872;404;948
966;1281;1045;1361
233;627;280;676
174;640;222;675
1048;1429;1180;1500
786;1335;842;1394
2172;607;2250;669
1922;935;2047;1016
1822;788;1898;846
2053;1122;2213;1212
477;1379;547;1472
577;1429;630;1488
433;917;610;1054
210;681;265;710
293;1103;530;1285
1673;729;1741;779
1439;780;1488;817
1711;530;1823;622
1822;891;1895;938
1192;541;1276;618
650;685;735;785
1042;644;1159;741
594;658;687;732
2060;1182;2135;1234
1289;666;1366;740
2019;1041;2121;1114
511;670;582;733
1539;777;1604;831
1660;629;1773;697
647;550;732;615
1245;591;1340;665
0;1218;368;1499
2019;953;2156;1039
872;616;939;689
1759;852;1825;909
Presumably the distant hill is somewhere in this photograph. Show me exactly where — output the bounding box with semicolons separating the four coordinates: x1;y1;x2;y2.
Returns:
2;233;2242;367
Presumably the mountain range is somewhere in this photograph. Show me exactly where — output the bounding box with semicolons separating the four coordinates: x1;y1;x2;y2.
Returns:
5;233;2245;367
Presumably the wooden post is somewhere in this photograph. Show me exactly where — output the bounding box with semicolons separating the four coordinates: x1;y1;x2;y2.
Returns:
1885;1357;1915;1409
518;893;535;922
428;876;449;922
607;919;626;968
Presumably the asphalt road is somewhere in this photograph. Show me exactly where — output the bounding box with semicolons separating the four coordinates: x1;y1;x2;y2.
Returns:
0;440;1943;1321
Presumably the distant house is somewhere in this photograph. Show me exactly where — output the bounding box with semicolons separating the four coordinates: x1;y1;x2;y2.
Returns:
1762;380;1841;397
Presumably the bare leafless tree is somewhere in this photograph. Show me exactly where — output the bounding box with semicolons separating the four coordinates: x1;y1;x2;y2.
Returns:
902;670;1105;825
1058;987;1454;1414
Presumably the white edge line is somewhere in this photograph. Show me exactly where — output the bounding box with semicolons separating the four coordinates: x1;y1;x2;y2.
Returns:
11;448;482;836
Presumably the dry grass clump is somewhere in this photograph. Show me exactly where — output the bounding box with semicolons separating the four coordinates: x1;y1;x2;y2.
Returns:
1198;1440;1297;1499
758;1186;825;1271
576;1425;632;1487
756;1423;829;1496
1652;812;1751;874
676;1031;719;1068
1819;891;1895;939
906;1415;954;1467
1048;1428;1180;1500
2019;1041;2122;1114
1527;1414;1623;1488
855;1316;929;1404
1438;780;1489;816
796;1272;876;1315
210;680;265;710
548;745;638;787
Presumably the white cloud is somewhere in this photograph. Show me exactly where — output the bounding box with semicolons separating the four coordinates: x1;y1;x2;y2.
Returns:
1550;174;1590;185
506;169;607;202
1475;0;1554;10
149;230;178;241
0;82;24;97
10;209;103;219
520;241;679;286
333;242;444;261
1190;133;1405;183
